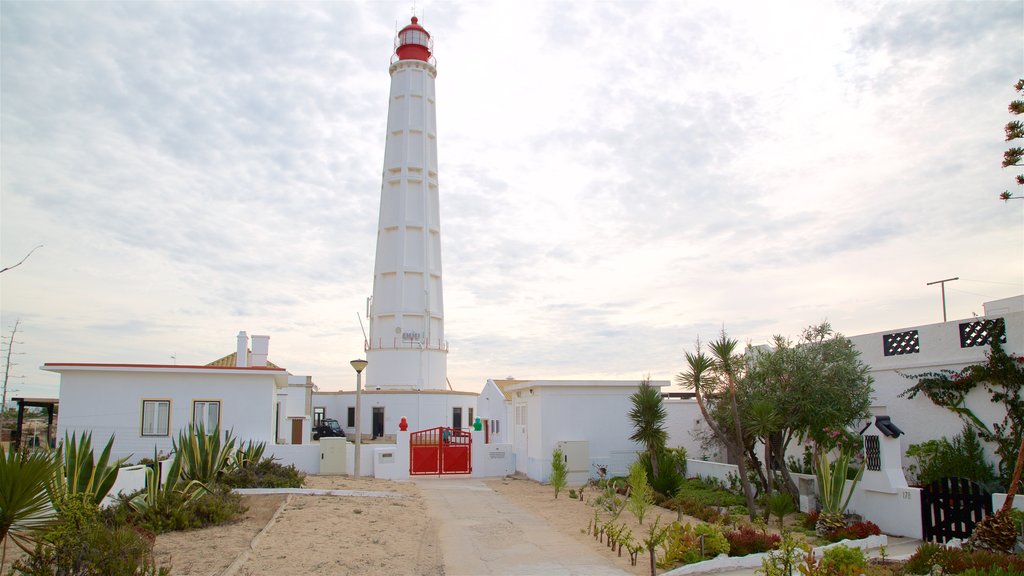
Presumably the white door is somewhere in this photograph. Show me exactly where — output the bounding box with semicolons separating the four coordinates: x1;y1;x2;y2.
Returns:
514;402;528;474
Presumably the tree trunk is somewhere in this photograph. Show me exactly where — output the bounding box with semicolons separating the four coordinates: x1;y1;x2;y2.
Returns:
726;374;758;520
1000;435;1024;514
776;435;800;499
649;445;660;479
649;547;657;576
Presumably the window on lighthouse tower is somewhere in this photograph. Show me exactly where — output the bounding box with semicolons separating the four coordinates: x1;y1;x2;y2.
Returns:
401;29;427;47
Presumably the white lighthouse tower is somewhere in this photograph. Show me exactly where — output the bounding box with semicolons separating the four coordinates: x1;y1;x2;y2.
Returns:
365;16;448;391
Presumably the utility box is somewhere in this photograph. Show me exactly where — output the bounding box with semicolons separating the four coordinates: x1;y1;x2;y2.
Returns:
320;437;350;475
556;440;590;485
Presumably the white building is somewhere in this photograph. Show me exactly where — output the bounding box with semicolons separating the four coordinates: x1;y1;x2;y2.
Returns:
48;332;313;462
487;378;669;482
662;295;1024;471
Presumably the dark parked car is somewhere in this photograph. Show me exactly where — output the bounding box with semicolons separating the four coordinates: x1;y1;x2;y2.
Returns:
313;418;346;440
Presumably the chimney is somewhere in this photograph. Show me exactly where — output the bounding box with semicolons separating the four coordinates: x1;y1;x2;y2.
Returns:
251;335;270;367
236;331;248;367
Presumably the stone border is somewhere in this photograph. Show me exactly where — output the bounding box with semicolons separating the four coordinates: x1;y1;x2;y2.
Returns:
662;534;889;575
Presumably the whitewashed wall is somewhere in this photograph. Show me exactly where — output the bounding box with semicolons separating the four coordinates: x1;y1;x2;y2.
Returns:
505;381;661;482
312;390;479;438
54;368;280;462
849;305;1023;469
664;399;708;459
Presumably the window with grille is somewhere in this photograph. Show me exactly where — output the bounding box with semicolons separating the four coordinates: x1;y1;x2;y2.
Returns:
864;435;881;471
959;318;1006;348
883;330;920;356
313;407;325;425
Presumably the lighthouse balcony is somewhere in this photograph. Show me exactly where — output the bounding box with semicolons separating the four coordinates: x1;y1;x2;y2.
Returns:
365;338;449;352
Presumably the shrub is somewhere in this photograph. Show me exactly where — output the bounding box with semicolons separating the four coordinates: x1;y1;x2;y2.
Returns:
109;484;246;535
958;568;1024;576
677;477;746;508
820;544;867;575
825;520;882;542
14;492;169;576
802;511;820;530
640;447;687;498
904;543;1024;575
627;461;654;525
906;424;996;487
725;524;781;556
220;457;305;489
657;521;729;569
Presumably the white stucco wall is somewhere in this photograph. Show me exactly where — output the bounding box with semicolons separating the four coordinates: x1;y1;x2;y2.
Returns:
664;399;707;459
850;306;1023;469
504;380;665;483
312;390;479;438
50;365;283;462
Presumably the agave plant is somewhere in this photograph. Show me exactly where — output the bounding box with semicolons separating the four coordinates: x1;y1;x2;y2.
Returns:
232;439;267;471
49;431;127;509
814;447;865;536
0;447;59;564
174;422;237;491
129;448;202;515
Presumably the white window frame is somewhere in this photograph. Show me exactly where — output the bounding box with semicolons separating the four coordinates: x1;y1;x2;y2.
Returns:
192;400;221;431
141;399;171;437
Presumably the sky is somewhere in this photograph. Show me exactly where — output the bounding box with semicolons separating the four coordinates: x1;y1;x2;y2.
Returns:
1;1;1022;398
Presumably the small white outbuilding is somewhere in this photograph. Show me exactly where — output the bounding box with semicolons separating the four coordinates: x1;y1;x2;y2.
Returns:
492;378;669;483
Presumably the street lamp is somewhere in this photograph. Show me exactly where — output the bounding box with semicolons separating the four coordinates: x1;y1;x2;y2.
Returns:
350;358;368;477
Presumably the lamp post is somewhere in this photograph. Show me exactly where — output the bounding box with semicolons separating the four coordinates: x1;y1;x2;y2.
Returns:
350;358;368;477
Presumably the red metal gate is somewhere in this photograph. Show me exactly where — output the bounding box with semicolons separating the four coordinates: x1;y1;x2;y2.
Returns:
410;427;472;475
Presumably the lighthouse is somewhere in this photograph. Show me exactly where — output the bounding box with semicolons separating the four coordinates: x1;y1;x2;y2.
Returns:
365;17;447;391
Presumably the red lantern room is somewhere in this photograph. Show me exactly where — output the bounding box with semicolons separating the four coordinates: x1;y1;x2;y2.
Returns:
395;16;432;62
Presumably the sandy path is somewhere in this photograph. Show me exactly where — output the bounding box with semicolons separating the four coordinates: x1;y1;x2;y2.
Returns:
416;476;633;576
233;475;442;576
153;494;285;575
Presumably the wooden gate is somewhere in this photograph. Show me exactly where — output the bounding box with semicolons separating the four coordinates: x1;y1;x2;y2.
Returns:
410;427;472;475
921;477;992;543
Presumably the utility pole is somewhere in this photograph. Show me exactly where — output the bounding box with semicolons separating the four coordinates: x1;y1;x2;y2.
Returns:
1;319;22;438
926;277;959;322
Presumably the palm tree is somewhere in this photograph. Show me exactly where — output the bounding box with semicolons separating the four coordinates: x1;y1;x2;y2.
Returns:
1;447;58;566
708;334;758;520
629;377;667;478
745;397;781;519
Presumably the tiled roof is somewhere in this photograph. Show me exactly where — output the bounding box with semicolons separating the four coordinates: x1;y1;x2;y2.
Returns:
206;351;281;369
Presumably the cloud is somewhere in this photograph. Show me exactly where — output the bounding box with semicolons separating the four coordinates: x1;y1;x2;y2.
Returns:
1;1;1021;398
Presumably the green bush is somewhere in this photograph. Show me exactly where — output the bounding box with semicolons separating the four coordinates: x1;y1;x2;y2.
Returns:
657;521;729;569
677;477;746;508
13;492;169;575
220;457;305;489
906;424;996;487
904;542;1024;575
820;544;866;574
627;461;654;525
640;447;687;499
549;447;568;499
107;484;246;535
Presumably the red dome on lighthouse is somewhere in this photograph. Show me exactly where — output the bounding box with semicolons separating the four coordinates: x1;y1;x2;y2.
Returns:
395;16;432;62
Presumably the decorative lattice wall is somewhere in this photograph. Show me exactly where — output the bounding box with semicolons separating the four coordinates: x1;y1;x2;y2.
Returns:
883;330;920;356
959;318;1006;348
